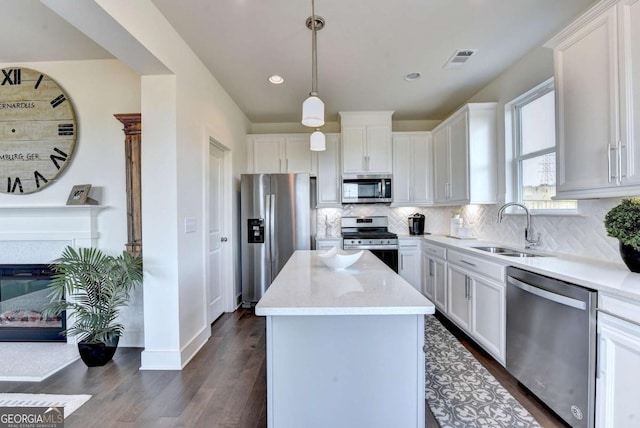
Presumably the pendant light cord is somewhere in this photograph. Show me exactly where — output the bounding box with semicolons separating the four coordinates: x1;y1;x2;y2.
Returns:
311;0;318;96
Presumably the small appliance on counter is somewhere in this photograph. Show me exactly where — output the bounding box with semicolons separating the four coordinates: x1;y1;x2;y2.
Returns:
408;213;425;235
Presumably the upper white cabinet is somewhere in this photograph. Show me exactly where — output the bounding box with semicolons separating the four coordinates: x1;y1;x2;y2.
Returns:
392;132;433;206
315;133;342;207
547;0;640;198
432;103;497;205
248;134;314;174
340;111;393;174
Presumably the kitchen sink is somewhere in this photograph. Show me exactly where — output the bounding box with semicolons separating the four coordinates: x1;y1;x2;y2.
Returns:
472;246;549;258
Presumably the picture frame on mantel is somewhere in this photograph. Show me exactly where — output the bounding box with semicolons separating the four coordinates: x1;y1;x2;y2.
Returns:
66;184;98;205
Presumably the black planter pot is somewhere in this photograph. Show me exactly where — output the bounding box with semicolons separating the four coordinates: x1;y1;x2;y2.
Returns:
619;242;640;273
77;336;119;367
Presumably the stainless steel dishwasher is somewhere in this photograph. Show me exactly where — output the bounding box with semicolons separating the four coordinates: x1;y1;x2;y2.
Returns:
506;267;597;428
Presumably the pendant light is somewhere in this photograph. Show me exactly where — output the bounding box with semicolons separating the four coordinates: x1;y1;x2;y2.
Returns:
310;129;326;151
301;0;325;129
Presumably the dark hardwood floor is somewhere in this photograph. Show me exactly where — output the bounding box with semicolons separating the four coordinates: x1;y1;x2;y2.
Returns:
0;309;567;427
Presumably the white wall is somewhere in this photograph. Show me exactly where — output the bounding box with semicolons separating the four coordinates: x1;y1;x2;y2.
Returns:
95;0;250;369
0;59;145;344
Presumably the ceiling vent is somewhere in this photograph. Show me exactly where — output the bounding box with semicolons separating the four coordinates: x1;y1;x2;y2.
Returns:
443;49;478;69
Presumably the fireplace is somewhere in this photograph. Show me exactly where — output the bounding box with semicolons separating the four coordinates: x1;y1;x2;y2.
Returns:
0;264;66;342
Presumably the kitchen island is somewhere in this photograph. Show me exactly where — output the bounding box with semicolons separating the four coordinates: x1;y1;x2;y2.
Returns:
255;250;435;428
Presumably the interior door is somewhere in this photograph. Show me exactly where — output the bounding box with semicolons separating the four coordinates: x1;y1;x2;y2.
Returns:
208;144;225;324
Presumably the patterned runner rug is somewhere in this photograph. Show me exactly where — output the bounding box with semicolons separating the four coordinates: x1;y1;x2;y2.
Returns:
424;316;541;428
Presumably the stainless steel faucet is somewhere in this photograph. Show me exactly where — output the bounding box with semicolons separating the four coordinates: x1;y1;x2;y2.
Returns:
497;202;540;249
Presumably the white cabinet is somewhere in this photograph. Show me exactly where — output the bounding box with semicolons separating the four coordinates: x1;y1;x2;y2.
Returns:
316;238;342;250
248;134;313;174
392;132;433;206
340;111;393;174
432;103;497;205
315;133;341;207
422;242;447;312
547;0;640;198
445;249;506;364
596;294;640;427
399;239;421;291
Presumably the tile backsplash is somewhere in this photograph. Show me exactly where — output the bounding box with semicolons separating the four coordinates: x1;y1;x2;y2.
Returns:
318;198;625;264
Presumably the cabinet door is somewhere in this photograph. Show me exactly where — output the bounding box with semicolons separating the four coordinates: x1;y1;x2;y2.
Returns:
422;253;435;300
447;112;469;203
596;313;640;427
392;134;412;204
411;133;433;205
399;243;421;291
433;127;449;203
447;264;471;331
342;126;366;173
284;136;312;173
471;276;505;364
252;136;284;173
555;6;619;193
316;134;341;207
620;1;640;186
433;258;447;312
366;125;392;173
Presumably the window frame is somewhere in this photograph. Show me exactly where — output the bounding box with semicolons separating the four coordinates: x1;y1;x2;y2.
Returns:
505;78;578;214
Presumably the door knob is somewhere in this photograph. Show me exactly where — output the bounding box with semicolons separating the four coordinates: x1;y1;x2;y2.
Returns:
221;237;228;242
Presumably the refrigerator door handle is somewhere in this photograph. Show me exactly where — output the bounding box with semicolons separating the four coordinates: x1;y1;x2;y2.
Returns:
265;193;272;261
270;193;276;262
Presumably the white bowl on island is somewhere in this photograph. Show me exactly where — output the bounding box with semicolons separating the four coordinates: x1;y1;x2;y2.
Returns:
317;246;364;270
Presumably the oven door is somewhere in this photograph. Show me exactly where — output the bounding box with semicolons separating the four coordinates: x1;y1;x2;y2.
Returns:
368;249;398;273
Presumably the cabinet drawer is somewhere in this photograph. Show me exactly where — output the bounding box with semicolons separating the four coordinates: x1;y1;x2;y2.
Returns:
399;239;421;249
600;294;640;325
316;239;342;250
448;250;505;282
422;242;446;260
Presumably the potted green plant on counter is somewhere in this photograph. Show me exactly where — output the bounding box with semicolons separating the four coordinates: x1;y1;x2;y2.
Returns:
44;246;143;366
604;198;640;272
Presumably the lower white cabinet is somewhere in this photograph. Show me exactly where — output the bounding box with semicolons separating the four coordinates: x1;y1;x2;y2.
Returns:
445;249;506;364
316;238;342;250
596;295;640;427
422;242;447;312
399;239;421;291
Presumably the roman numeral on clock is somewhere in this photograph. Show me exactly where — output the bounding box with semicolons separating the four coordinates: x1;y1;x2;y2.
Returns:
51;94;67;108
50;148;68;170
1;69;21;86
7;177;23;193
58;124;74;136
34;171;48;188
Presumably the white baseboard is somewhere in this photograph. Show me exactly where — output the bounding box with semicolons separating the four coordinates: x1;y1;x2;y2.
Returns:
139;324;210;370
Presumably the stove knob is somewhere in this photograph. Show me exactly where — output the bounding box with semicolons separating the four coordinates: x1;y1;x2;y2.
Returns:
357;240;361;244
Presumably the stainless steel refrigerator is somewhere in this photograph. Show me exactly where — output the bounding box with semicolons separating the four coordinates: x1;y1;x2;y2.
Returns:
241;173;312;306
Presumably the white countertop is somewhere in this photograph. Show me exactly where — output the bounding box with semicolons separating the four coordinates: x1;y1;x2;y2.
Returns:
255;250;435;316
424;235;640;302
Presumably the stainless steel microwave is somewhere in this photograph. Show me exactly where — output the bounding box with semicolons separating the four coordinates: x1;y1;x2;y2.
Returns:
341;174;392;204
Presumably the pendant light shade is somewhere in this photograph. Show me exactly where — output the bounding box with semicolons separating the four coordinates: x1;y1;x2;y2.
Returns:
310;129;326;151
302;94;325;127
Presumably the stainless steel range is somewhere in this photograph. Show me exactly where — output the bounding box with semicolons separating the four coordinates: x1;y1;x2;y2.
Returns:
341;216;398;272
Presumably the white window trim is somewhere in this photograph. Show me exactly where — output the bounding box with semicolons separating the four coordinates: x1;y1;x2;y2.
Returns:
504;77;578;216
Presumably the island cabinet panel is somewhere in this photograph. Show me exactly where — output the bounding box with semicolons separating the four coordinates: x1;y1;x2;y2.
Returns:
266;314;425;428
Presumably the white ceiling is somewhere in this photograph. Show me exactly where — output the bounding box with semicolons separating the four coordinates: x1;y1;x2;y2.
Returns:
2;0;597;124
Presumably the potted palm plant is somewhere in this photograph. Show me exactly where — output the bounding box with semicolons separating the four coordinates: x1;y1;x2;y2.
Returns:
44;246;143;366
604;198;640;273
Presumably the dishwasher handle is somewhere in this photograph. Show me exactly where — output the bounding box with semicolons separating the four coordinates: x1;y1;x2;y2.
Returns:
507;276;587;310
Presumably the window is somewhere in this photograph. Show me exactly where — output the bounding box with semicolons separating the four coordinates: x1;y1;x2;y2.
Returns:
509;79;576;211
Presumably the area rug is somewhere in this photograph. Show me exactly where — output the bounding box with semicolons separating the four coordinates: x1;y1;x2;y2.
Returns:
0;393;91;418
0;343;80;382
424;316;541;428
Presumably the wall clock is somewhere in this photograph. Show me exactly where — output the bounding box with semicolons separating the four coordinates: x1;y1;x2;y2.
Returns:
0;67;77;194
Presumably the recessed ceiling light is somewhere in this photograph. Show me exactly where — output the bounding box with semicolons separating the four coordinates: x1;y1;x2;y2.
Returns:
268;75;284;84
404;72;421;82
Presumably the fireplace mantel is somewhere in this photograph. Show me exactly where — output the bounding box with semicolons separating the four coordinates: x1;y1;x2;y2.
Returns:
0;205;106;264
